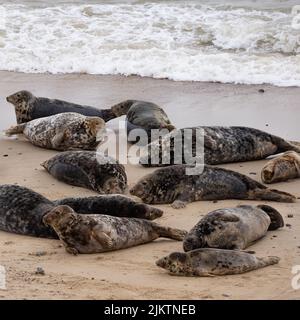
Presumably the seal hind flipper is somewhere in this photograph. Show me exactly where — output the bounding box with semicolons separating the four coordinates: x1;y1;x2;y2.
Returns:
248;188;296;203
51;129;66;149
273;137;300;153
5;123;26;136
153;224;187;241
257;205;284;230
257;256;280;268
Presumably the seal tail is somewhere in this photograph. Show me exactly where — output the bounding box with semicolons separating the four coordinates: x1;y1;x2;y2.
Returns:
257;205;284;230
5;123;26;136
249;188;296;203
154;224;187;241
256;256;280;268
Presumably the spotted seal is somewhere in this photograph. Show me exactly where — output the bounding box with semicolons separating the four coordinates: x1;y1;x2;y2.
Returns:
130;165;296;208
5;112;105;151
6;90;116;124
43;205;187;254
111;100;175;144
183;205;284;252
0;185;163;238
156;249;280;276
139;126;300;166
42;151;127;194
54;195;163;220
261;151;300;184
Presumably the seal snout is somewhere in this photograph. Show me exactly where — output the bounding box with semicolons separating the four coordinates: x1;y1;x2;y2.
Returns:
183;235;201;252
155;256;168;268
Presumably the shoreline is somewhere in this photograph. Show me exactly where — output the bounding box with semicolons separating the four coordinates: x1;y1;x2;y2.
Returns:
0;71;300;299
1;71;300;140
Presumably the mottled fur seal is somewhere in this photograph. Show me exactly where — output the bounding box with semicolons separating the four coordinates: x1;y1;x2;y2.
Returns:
54;195;163;220
43;205;187;254
261;151;300;184
111;100;175;143
139;126;300;166
183;205;284;252
42;151;127;194
0;184;58;238
5;112;105;151
0;185;163;238
6;90;116;124
130;165;296;208
156;249;280;276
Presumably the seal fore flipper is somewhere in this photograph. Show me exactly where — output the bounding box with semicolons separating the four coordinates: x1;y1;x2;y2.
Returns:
92;227;113;248
5;123;26;136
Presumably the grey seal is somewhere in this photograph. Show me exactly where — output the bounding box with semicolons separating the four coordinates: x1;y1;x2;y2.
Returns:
183;205;284;252
0;185;163;239
156;249;280;276
54;194;163;220
5;112;105;151
6;90;116;124
111;100;175;144
261;151;300;184
139;126;300;166
130;164;296;208
43;205;187;254
42;151;127;194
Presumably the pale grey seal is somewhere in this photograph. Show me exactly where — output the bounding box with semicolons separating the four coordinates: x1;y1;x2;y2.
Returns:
261;151;300;184
5;112;105;151
156;249;280;276
43;205;187;254
183;205;284;252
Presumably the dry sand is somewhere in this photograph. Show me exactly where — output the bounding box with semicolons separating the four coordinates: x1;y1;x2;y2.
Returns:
0;71;300;300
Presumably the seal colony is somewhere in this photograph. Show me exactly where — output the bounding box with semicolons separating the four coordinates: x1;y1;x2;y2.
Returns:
139;126;300;166
5;112;105;151
183;205;284;252
0;185;163;238
130;164;296;208
43;205;187;254
42;151;127;194
156;249;280;276
6;90;117;124
2;92;300;279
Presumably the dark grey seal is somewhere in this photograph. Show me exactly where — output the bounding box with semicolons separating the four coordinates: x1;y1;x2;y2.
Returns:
43;205;187;254
54;195;163;220
130;165;296;208
111;100;175;144
183;205;284;252
156;249;280;276
139;126;300;166
42;151;127;194
0;185;163;238
6;90;116;124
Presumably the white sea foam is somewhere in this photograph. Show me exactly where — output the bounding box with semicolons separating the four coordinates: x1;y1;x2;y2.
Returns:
0;2;299;86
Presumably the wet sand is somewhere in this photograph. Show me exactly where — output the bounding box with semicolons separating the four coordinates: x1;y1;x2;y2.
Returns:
0;71;300;300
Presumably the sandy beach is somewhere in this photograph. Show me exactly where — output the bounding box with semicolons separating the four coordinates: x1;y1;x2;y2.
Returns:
0;71;300;300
